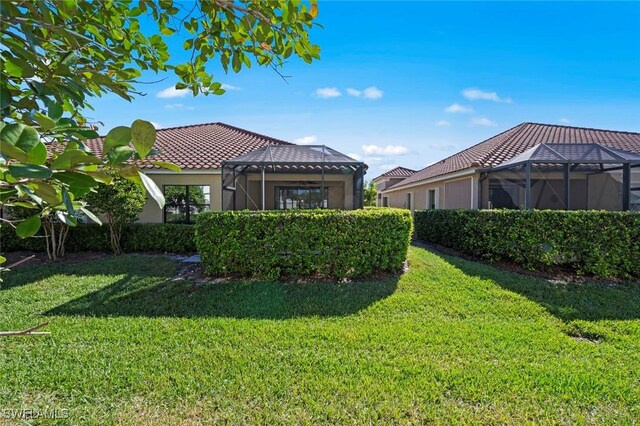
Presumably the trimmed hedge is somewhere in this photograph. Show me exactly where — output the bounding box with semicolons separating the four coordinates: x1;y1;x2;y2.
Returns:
195;208;413;280
1;223;195;254
414;209;640;278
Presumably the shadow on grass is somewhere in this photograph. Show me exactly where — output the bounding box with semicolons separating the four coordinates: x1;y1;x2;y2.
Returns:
47;270;399;320
424;245;640;322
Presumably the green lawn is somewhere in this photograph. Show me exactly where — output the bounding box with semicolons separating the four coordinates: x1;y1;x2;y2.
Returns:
1;246;639;425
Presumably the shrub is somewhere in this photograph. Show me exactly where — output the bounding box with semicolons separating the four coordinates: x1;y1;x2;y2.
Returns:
84;177;147;254
195;208;413;280
1;223;195;255
414;209;640;278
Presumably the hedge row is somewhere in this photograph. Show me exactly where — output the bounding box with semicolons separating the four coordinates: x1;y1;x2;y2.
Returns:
195;208;413;280
1;223;195;254
414;209;640;278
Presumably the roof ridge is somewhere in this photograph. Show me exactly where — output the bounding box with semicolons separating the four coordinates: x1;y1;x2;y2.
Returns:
96;121;295;144
523;121;640;136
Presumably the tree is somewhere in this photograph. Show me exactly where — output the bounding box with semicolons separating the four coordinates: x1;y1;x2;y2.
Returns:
84;177;146;255
0;0;320;256
364;180;377;207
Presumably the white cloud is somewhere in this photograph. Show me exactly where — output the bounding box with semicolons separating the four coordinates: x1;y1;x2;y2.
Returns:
345;86;383;100
435;120;451;127
380;164;399;172
470;117;497;127
315;87;341;98
221;83;241;91
362;144;409;156
294;135;318;145
157;86;189;99
445;103;473;113
164;103;194;111
558;118;571;124
362;86;383;100
149;121;163;129
462;88;512;103
347;153;362;161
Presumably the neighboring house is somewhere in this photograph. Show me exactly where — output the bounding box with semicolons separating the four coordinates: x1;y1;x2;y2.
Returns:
380;122;640;212
371;167;415;207
83;122;366;223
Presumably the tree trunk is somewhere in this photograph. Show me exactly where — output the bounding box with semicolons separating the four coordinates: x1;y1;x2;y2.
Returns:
107;213;123;255
43;221;69;261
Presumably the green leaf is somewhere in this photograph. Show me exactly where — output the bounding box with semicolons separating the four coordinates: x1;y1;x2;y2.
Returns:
16;215;41;238
151;161;181;172
85;171;113;184
33;112;56;131
1;123;40;152
130;119;156;159
0;142;28;162
0;187;18;203
47;101;64;121
139;171;164;208
51;149;102;169
25;142;48;165
0;255;6;265
107;146;134;165
62;188;75;214
58;0;77;16
80;207;102;225
56;210;77;226
55;171;99;188
8;164;53;179
103;126;131;155
29;182;61;205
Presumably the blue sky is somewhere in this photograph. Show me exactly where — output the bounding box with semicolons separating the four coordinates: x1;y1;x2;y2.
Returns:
88;1;640;176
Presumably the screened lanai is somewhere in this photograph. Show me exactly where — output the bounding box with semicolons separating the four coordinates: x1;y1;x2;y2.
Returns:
479;143;640;211
221;145;366;211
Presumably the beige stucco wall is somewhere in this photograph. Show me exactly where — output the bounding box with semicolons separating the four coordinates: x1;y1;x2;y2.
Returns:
380;172;478;211
138;172;221;223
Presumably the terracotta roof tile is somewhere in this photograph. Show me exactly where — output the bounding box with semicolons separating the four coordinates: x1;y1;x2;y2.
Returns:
389;122;640;189
83;122;291;170
372;166;416;180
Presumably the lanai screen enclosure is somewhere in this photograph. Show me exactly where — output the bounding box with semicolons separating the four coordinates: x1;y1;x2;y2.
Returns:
221;145;366;211
480;143;640;211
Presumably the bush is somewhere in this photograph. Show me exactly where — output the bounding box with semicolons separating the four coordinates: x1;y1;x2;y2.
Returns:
414;209;640;278
1;223;195;255
195;208;413;280
84;177;147;254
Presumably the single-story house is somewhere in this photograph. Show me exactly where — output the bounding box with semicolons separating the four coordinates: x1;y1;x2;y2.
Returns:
371;167;415;207
377;122;640;212
83;122;366;223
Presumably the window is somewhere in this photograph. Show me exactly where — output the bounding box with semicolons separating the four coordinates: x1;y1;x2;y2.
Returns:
382;197;388;207
164;185;210;223
276;187;327;209
406;192;412;210
428;189;436;209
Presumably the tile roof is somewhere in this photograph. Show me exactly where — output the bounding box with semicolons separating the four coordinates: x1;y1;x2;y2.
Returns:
83;122;291;170
372;166;416;180
387;122;640;190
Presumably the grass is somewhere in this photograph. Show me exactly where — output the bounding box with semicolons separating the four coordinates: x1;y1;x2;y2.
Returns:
1;246;639;425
